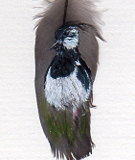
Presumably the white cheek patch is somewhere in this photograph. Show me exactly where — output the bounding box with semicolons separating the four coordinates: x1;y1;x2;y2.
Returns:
44;67;91;110
63;37;78;49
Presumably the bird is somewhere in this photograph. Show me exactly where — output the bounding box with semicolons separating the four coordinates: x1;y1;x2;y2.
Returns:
34;0;103;159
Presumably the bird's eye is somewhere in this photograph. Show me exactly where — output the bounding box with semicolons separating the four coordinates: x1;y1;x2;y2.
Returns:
63;28;77;38
65;31;70;35
63;31;69;38
68;32;75;36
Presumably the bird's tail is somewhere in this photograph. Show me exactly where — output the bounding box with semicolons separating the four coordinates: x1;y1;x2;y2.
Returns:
39;98;94;160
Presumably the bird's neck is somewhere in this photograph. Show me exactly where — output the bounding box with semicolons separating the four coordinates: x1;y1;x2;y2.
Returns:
50;48;80;79
56;47;80;60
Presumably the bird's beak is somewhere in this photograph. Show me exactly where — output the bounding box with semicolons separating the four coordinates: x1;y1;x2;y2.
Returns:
50;40;62;50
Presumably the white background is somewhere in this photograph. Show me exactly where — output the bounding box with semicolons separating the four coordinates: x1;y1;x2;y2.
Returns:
0;0;135;159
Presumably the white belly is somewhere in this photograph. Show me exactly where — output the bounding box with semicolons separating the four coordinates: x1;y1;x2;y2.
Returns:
44;67;91;110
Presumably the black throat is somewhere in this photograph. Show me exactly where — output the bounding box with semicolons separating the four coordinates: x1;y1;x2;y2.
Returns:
50;48;80;79
45;47;92;92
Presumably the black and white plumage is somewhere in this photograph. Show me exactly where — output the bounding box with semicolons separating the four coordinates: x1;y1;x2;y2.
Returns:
35;0;103;159
44;25;92;111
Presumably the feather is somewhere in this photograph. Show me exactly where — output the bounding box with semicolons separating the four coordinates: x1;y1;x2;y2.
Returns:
35;0;103;159
35;0;103;82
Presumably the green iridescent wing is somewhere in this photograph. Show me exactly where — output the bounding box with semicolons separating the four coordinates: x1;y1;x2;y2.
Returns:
36;95;94;159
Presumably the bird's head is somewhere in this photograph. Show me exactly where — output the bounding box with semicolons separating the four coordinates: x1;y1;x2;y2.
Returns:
51;25;79;50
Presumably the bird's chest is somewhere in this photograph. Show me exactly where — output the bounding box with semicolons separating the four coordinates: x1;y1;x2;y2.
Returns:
44;57;91;110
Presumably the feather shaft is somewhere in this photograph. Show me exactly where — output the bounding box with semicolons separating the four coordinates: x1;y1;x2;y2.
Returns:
63;0;69;24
